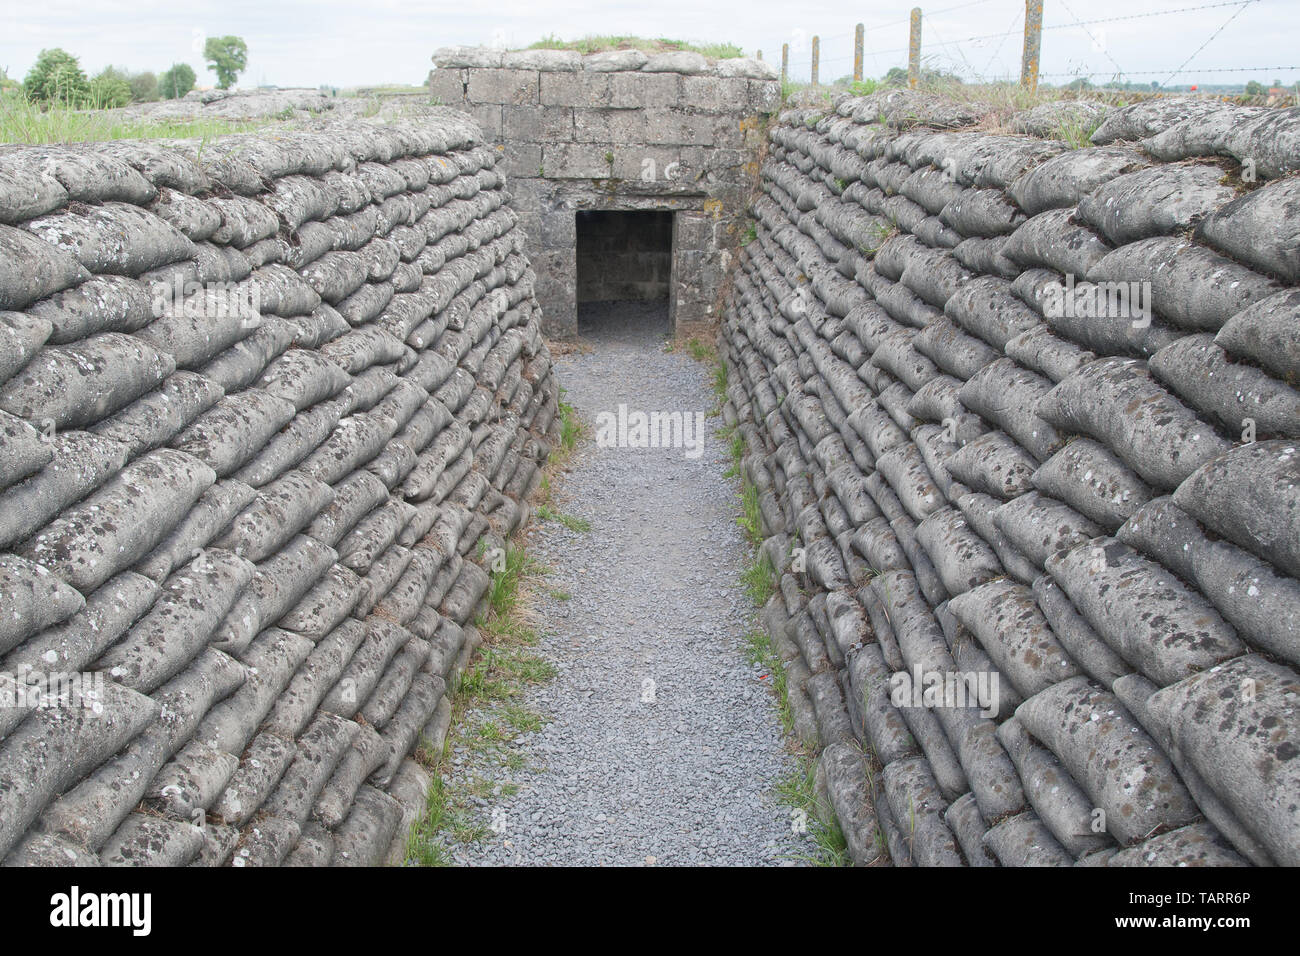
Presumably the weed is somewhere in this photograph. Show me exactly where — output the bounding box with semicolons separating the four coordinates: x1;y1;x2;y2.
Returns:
774;763;852;866
527;35;744;58
737;478;763;545
536;504;591;533
741;551;778;605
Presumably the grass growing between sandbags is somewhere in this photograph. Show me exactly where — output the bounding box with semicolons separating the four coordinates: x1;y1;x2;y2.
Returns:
708;350;851;866
406;399;586;866
405;545;557;866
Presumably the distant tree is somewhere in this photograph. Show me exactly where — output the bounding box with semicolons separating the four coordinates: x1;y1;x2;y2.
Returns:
204;35;248;90
129;70;159;102
0;67;20;96
1274;78;1282;88
158;63;196;99
24;48;90;106
883;66;909;86
88;66;133;108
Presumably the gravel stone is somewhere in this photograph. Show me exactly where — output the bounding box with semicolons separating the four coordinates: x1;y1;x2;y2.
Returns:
444;302;808;867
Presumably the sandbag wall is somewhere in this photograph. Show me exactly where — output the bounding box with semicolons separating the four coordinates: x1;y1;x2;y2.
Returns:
0;111;561;866
721;90;1300;867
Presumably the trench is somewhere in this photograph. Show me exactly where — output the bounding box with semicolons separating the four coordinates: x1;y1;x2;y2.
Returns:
439;300;809;866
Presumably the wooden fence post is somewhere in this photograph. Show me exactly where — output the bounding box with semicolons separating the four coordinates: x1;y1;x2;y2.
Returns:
1021;0;1044;90
909;8;922;89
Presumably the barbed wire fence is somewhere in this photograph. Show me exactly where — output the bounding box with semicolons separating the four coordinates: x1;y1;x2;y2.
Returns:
763;0;1297;93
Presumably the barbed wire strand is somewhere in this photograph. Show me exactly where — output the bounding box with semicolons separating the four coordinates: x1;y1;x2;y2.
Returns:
1041;0;1260;31
1058;0;1128;77
1160;0;1255;87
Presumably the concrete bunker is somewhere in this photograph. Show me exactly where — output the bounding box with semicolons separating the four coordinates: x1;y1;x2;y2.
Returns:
429;46;781;338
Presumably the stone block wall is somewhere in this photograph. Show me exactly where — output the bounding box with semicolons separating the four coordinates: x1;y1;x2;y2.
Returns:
722;89;1300;866
0;110;561;866
430;46;781;336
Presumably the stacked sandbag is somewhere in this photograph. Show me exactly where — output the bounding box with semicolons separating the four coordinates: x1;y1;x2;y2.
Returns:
721;88;1300;867
0;108;560;867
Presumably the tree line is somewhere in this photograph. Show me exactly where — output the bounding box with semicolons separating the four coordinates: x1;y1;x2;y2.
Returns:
2;36;248;109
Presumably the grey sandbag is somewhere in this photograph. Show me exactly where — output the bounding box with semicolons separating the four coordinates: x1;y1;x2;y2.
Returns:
26;274;154;345
19;448;216;592
943;276;1040;350
23;202;196;276
1196;174;1300;284
982;810;1073;866
134;286;259;369
171;388;297;477
1077;162;1235;245
1148;333;1300;438
1214;288;1300;383
0;408;52;492
1015;676;1198;845
914;506;1003;597
0;311;52;388
0;553;85;654
212;470;335;563
996;716;1112;858
880;756;965;866
1106;823;1248;867
938;187;1025;237
0;332;174;431
1145;655;1300;866
948;579;1081;701
944;431;1038;500
959;357;1064;461
1008;145;1149;215
0;222;90;311
1046;537;1244;686
1085;236;1280;333
1038;357;1231;491
1172;439;1300;579
0;161;67;224
89;370;224;459
0;678;158;859
1118;496;1300;667
94;549;254;694
1002;209;1111;278
135;477;258;582
1032;437;1154;531
0;430;130;550
991;490;1102;570
1031;573;1130;689
1089;97;1224;145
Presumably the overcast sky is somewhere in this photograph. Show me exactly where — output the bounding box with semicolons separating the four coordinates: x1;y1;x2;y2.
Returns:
3;0;1297;90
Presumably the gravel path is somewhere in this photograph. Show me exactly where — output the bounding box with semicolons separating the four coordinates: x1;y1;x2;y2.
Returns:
446;300;807;866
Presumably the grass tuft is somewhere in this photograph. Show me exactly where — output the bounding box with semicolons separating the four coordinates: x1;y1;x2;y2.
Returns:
536;504;591;532
741;552;778;606
527;35;743;58
0;95;275;144
774;763;852;866
736;478;763;545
